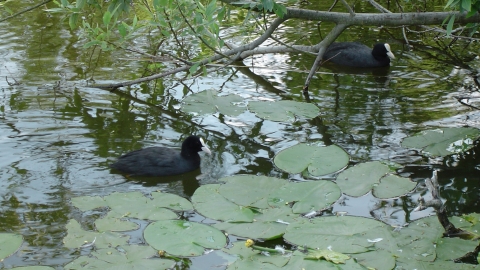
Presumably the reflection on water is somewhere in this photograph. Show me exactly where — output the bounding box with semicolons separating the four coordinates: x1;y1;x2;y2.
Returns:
1;2;480;269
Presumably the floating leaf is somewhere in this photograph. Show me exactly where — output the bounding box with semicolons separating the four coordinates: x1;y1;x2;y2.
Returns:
63;219;128;249
64;245;175;270
248;100;320;122
352;249;396;269
0;233;22;260
401;127;480;157
284;216;390;253
144;220;226;256
336;161;415;198
268;181;341;213
72;192;190;232
182;90;244;116
192;184;255;222
213;206;296;240
11;267;56;270
436;237;478;261
373;174;416;199
305;249;350;264
274;143;349;176
218;175;287;208
223;241;290;268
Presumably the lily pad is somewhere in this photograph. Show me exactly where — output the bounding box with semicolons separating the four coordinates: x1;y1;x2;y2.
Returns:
436;237;478;261
213;206;296;240
182;90;244;116
305;249;350;264
64;245;175;270
218;175;288;208
223;241;290;268
0;233;22;260
284;216;391;253
248;100;320;122
144;220;227;256
274;143;349;176
63;219;128;249
401;127;480;157
336;161;415;198
373;174;416;199
192;184;255;222
72;191;191;232
268;181;341;213
11;267;56;270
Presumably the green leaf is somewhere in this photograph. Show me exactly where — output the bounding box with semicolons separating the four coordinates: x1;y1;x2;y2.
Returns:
446;14;455;36
182;90;244;116
118;23;127;37
103;10;112;27
305;249;350;264
274;143;349;176
63;219;128;249
462;0;472;11
144;220;227;256
268;181;341;213
436;237;478;261
261;0;274;11
69;13;78;30
213;206;293;240
284;216;390;253
248;100;320;122
401;127;480;157
0;233;22;260
335;161;390;197
192;184;255;222
372;174;416;199
65;245;175;269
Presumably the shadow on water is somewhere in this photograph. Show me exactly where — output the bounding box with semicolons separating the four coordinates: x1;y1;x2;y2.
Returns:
110;169;201;197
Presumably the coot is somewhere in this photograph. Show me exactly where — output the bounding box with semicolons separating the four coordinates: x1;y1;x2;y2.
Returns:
110;135;211;176
323;42;395;68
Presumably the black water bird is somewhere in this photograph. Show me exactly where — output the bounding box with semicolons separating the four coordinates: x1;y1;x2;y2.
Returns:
110;135;211;177
323;42;395;68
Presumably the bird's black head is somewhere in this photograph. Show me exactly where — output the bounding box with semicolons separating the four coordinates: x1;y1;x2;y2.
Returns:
372;43;395;62
181;135;211;157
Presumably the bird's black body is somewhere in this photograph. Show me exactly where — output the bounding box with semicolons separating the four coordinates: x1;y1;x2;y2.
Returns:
323;42;395;68
110;135;211;177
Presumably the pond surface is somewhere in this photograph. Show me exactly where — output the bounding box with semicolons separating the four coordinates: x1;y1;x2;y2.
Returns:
0;1;479;269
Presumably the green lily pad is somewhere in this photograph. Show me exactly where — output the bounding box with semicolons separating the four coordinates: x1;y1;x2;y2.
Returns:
248;100;320;122
63;219;128;249
336;161;415;198
218;175;288;208
274;143;349;176
182;90;244;116
192;184;255;222
144;220;227;256
373;174;417;199
213;206;296;240
392;215;444;263
284;216;390;253
0;233;22;260
305;249;350;264
436;237;478;261
223;241;290;268
401;127;480;157
352;249;396;270
11;267;56;270
72;192;191;232
64;245;175;270
268;181;341;213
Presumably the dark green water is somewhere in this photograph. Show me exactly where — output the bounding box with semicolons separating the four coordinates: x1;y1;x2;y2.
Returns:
0;1;479;268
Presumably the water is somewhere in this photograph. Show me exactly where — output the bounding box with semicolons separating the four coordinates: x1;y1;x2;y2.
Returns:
1;1;479;269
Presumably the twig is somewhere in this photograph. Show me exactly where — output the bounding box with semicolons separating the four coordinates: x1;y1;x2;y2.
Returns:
340;0;355;16
0;0;53;23
303;23;348;94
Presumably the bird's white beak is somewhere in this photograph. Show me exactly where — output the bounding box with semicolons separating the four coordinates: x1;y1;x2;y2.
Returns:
384;43;395;59
200;138;212;155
